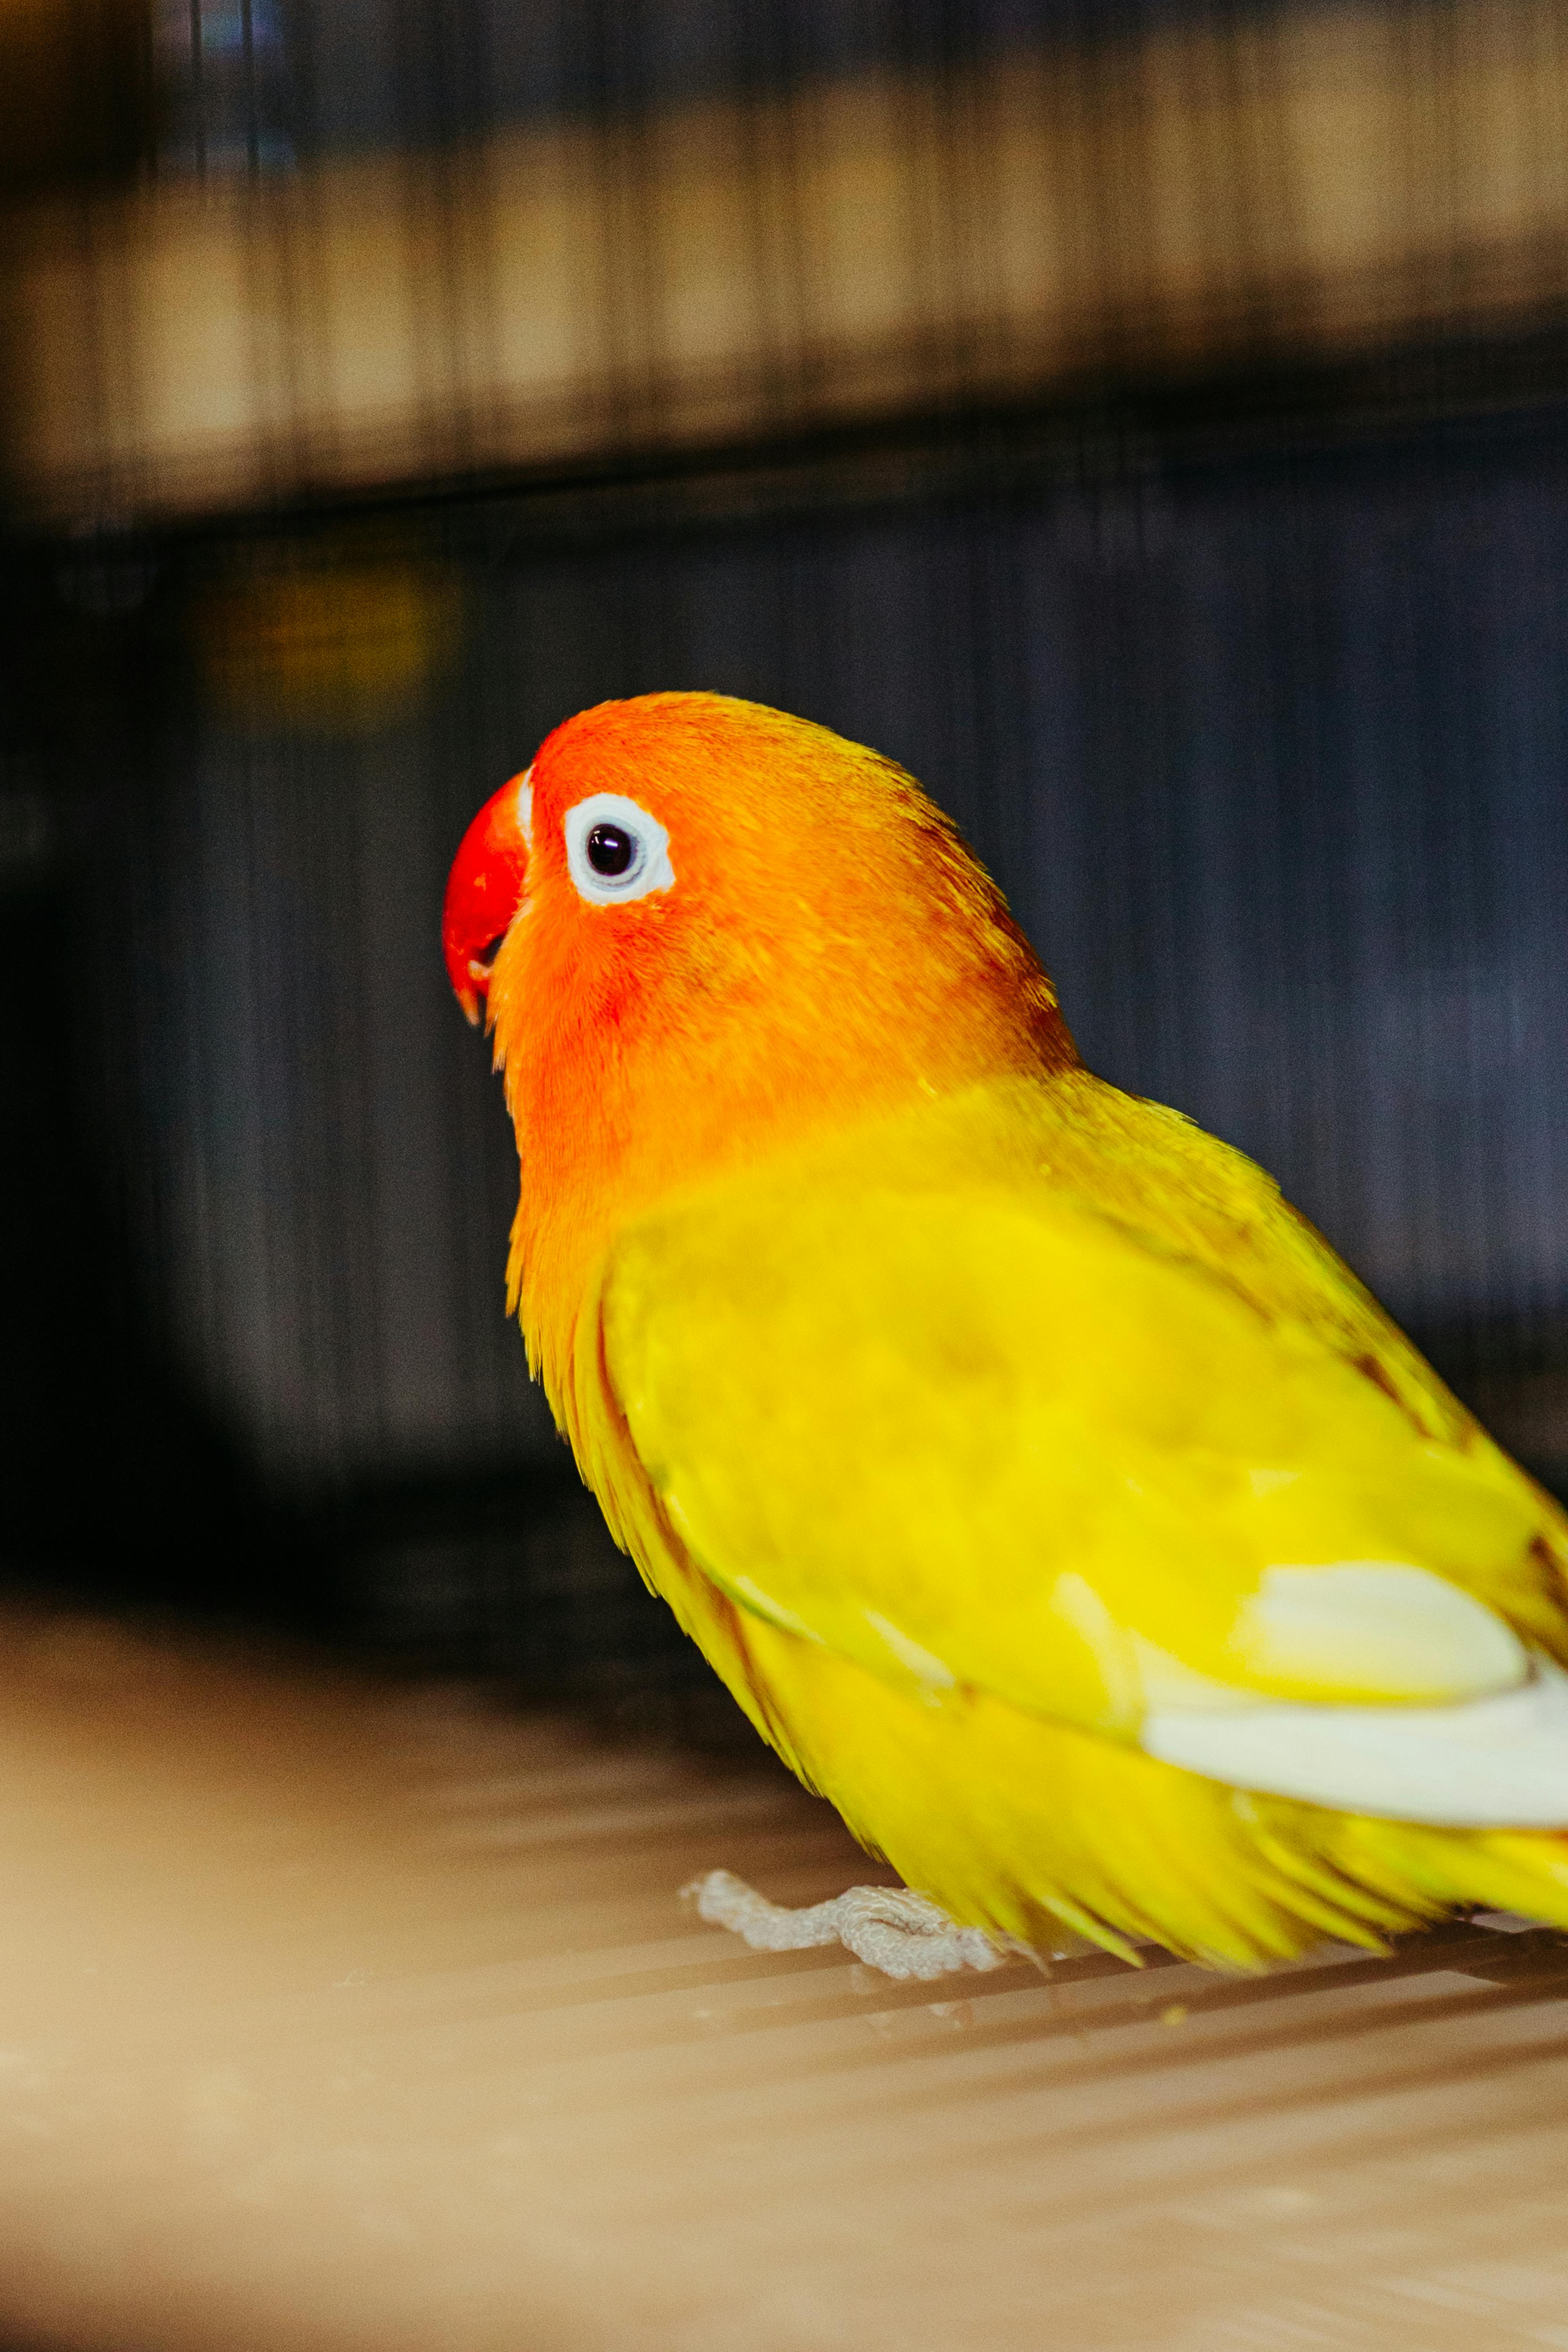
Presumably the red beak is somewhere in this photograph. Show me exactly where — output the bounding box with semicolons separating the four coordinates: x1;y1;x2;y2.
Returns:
442;770;533;1025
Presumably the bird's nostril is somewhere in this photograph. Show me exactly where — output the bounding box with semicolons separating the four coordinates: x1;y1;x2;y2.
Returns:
473;933;508;974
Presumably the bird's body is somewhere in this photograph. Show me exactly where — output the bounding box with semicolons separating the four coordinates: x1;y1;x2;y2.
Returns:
444;691;1568;1969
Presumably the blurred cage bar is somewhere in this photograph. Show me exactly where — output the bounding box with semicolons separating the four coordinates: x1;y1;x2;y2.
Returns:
0;0;1566;1695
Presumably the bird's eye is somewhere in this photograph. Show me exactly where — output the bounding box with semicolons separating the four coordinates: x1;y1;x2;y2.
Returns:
586;823;634;877
563;792;675;908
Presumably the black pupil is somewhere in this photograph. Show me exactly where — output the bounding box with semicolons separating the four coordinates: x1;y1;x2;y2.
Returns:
586;822;635;878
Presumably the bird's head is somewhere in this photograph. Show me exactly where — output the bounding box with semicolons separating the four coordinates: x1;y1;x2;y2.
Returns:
443;693;1074;1321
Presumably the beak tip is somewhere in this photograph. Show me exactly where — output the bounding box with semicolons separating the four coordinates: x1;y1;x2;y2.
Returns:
444;767;532;1031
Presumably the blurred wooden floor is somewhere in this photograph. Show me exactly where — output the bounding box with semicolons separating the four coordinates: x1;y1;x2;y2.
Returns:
0;1604;1565;2352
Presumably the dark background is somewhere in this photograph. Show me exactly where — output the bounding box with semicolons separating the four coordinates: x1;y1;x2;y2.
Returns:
1;0;1566;1721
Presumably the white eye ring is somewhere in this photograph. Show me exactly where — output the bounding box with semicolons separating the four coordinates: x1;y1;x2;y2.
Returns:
562;792;675;908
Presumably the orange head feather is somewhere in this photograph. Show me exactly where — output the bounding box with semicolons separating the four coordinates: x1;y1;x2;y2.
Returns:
443;692;1076;1375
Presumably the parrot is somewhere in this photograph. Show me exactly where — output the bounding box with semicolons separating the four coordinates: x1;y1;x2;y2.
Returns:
441;689;1568;1976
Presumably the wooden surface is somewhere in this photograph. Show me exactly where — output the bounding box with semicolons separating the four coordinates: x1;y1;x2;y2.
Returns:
0;1603;1566;2352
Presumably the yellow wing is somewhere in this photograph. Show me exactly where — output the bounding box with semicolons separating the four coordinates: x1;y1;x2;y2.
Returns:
589;1073;1568;1759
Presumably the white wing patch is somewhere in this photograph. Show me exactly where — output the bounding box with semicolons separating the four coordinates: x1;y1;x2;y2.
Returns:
1232;1563;1527;1704
1143;1655;1568;1826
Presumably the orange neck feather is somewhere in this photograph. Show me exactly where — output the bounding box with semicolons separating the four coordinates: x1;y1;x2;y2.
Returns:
483;694;1076;1402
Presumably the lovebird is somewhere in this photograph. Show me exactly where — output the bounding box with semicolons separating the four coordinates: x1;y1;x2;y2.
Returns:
442;691;1568;1975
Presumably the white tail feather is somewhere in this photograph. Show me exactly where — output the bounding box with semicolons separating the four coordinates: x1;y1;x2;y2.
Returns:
1141;1655;1568;1827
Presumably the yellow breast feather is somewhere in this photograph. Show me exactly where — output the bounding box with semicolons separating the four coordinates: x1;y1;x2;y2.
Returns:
570;1073;1568;1856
